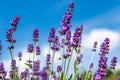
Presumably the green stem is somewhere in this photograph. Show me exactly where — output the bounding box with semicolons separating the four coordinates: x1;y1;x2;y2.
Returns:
50;51;56;80
18;60;21;76
62;43;65;71
51;51;55;72
33;42;37;63
48;43;51;80
64;59;66;73
65;49;73;78
61;35;65;71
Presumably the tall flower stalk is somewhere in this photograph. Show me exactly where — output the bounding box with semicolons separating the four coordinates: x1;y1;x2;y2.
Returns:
85;41;97;80
6;15;20;80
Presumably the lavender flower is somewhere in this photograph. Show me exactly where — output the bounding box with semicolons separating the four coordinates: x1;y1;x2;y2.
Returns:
110;56;117;70
94;56;108;80
39;66;48;80
53;72;56;80
46;53;51;65
63;53;71;59
51;36;60;51
88;63;93;73
10;15;20;27
66;42;72;53
100;38;110;56
77;54;83;64
71;25;83;48
27;44;34;53
60;38;65;48
33;60;40;72
0;63;7;78
33;28;39;42
20;69;29;79
77;77;82;80
48;27;55;43
33;60;40;78
117;76;120;80
59;2;74;35
65;30;71;45
89;63;93;69
57;66;62;72
18;52;22;61
6;28;16;43
10;60;18;71
36;46;40;55
9;60;18;79
92;41;97;51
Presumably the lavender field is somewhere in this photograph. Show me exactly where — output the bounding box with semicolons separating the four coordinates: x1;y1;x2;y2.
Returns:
0;0;120;80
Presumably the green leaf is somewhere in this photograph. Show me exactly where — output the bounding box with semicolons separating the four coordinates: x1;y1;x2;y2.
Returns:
68;74;73;80
60;72;64;80
75;48;77;53
25;63;32;69
16;75;20;80
74;60;77;73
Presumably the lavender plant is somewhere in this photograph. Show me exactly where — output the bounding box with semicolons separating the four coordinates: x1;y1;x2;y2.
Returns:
0;2;119;80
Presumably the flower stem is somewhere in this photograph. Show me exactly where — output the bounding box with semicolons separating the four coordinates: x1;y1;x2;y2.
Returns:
65;49;73;78
33;42;37;63
64;59;66;73
50;51;56;80
51;51;55;72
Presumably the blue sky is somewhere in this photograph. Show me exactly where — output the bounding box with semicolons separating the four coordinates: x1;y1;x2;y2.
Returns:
0;0;120;73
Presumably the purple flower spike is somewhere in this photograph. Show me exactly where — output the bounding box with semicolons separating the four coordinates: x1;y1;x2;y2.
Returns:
10;15;20;27
18;52;22;61
94;55;108;80
77;77;82;80
48;27;55;43
77;54;83;64
46;53;51;65
27;44;34;53
110;56;117;70
59;2;74;35
92;41;97;51
33;28;39;42
57;66;62;72
71;25;83;48
65;30;71;45
63;53;70;59
51;36;60;51
39;66;48;80
33;60;40;72
117;76;120;80
89;63;93;69
6;28;16;43
36;46;40;55
20;69;29;79
10;60;18;78
100;38;110;56
0;63;7;77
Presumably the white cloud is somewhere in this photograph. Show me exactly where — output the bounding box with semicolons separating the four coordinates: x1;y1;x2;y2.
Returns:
83;29;120;51
116;63;120;70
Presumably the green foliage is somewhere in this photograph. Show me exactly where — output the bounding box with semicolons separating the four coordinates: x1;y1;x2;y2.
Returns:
24;63;32;69
115;69;120;76
68;74;73;80
106;68;113;78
